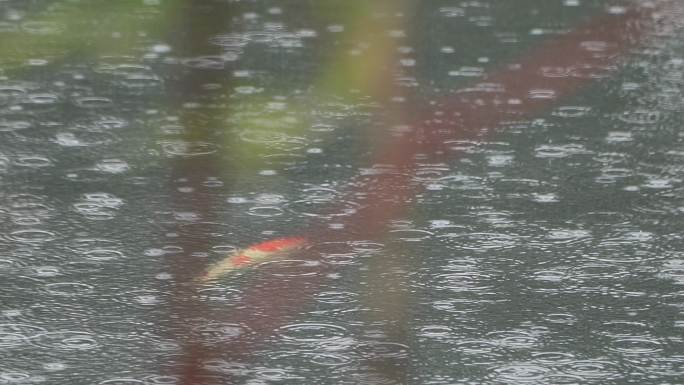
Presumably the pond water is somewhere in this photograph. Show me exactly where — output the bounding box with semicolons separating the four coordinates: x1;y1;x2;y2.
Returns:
1;1;684;384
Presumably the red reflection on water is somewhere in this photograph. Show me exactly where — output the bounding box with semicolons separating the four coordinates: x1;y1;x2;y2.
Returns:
175;3;670;384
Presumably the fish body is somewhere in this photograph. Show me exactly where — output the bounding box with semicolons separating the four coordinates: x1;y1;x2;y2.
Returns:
199;237;307;282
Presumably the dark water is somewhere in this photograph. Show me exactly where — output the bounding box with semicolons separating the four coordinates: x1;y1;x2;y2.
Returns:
1;1;683;384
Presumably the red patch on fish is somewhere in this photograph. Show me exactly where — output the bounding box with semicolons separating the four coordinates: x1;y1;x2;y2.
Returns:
252;237;307;252
231;254;252;267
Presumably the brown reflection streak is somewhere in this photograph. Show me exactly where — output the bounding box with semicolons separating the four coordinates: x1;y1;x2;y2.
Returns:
162;2;239;385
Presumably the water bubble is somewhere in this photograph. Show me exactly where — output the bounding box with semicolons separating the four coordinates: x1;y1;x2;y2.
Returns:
95;159;130;174
528;89;556;99
619;109;661;125
192;322;249;344
73;193;123;220
43;362;68;371
31;265;61;277
535;144;589;158
606;131;634;143
553;106;591;118
531;193;559;203
448;66;484;77
197;286;242;305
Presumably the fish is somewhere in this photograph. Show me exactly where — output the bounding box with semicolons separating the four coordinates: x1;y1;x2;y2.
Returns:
198;237;308;282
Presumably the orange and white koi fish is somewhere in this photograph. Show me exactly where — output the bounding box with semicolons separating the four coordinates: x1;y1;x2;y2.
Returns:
198;237;308;282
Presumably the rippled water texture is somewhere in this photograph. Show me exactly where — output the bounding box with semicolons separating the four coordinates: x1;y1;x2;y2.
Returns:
1;0;684;384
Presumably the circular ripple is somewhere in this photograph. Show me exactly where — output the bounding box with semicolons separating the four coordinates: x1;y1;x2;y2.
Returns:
54;131;118;147
356;342;409;359
32;265;61;277
131;291;164;307
417;325;452;338
99;379;145;385
8;229;56;243
560;360;621;379
532;351;575;364
24;93;59;106
278;323;348;343
432;298;487;314
0;372;32;383
611;337;662;355
350;241;385;254
315;291;358;305
436;271;493;293
159;141;217;156
568;263;629;281
307;352;351;366
83;249;125;261
544;313;578;325
260;259;323;277
455;339;499;353
0;323;46;348
542;373;584;384
33;330;98;350
544;229;591;244
255;368;298;382
599;321;650;337
0;332;26;347
388;229;434;242
438;232;518;250
286;198;360;219
239;130;290;144
142;375;179;385
44;282;94;296
73;96;113;108
247;206;284;217
0;120;30;132
488;331;539;349
492;363;549;382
